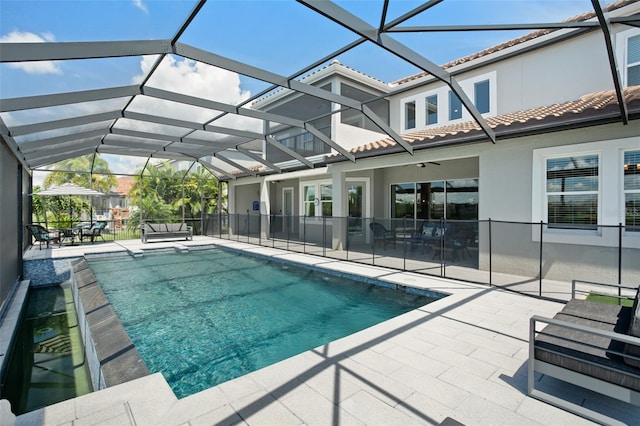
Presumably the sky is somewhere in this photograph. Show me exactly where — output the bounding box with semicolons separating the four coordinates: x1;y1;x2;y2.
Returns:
0;0;601;183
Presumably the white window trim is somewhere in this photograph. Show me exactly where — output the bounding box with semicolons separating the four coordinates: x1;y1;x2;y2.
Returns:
615;27;640;87
398;70;497;133
622;149;640;231
532;137;640;248
459;71;497;119
402;99;417;131
299;179;332;217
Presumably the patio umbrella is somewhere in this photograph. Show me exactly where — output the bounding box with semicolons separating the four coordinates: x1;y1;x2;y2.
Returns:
31;183;104;228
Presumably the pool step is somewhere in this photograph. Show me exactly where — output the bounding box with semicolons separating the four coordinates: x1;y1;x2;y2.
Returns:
174;244;189;253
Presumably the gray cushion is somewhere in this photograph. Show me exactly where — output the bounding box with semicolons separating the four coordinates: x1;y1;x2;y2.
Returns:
146;223;157;232
535;299;640;391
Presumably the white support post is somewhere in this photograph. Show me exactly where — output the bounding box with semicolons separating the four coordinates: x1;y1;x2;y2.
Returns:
332;171;347;250
260;179;271;241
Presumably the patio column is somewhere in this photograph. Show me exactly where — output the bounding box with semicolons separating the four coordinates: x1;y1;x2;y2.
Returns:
260;179;270;241
331;170;347;250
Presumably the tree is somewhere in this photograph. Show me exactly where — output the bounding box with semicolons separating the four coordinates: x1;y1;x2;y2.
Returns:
43;155;117;193
38;154;118;227
127;161;221;230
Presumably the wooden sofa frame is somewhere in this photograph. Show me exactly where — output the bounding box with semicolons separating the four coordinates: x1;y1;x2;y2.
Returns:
141;222;193;243
528;280;640;425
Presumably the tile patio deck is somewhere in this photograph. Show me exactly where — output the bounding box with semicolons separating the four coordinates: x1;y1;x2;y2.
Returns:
13;237;640;425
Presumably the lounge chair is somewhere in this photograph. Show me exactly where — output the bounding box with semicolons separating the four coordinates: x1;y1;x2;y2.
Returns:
529;280;640;424
26;224;61;249
369;222;396;250
79;220;107;243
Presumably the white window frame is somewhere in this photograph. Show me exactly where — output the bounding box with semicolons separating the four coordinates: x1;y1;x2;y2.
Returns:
623;149;640;231
425;93;438;126
398;71;497;133
616;28;640;87
299;179;332;217
403;100;416;131
532;137;640;248
544;152;600;230
460;71;497;118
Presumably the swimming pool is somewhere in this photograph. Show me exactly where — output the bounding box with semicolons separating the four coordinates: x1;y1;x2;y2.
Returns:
88;248;442;398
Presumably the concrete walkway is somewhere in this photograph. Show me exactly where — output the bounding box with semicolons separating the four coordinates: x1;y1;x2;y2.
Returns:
15;237;640;425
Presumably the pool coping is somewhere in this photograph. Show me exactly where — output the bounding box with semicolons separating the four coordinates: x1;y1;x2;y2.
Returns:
69;258;150;390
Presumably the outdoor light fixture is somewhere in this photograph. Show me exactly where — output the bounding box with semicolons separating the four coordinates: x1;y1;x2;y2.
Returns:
416;163;425;168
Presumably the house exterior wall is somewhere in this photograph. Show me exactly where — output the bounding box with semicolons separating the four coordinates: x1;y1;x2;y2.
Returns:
388;28;618;134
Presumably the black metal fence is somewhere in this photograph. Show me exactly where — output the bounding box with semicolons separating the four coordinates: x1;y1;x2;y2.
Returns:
203;213;640;301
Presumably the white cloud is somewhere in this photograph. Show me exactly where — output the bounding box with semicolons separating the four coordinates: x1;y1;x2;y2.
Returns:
1;31;63;75
132;0;148;14
131;55;260;131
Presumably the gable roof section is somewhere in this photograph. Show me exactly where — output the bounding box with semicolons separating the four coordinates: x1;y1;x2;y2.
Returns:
325;85;640;162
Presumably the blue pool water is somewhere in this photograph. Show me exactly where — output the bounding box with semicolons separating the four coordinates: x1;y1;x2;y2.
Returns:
88;249;442;398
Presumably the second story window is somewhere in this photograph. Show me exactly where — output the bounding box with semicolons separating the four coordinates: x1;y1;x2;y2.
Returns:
624;150;640;231
425;94;438;125
449;91;462;120
405;101;416;130
627;34;640;86
546;154;599;230
474;80;490;114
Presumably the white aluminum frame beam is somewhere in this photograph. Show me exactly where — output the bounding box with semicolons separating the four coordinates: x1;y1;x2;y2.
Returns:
28;145;98;168
198;159;236;180
236;146;281;173
18;128;108;151
304;123;355;162
265;135;314;168
6;110;122;137
0;40;171;62
213;152;257;176
22;137;100;155
0;86;139;112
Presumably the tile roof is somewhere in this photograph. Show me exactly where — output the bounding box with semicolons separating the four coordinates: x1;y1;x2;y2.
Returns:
392;0;637;86
326;85;640;160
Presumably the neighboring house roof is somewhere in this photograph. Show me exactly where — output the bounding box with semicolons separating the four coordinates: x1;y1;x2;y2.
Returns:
392;0;637;86
324;85;640;162
115;176;135;196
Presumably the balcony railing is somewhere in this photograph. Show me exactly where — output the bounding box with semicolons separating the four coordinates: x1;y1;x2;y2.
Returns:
202;213;640;302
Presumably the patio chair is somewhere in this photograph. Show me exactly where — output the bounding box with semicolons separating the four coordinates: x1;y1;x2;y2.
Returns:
79;220;107;243
369;222;396;250
26;224;61;249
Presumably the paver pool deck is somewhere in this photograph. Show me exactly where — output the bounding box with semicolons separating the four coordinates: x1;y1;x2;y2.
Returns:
13;237;640;425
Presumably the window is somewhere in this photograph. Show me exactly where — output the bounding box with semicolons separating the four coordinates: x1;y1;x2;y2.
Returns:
474;80;490;114
449;91;462;120
391;183;415;218
546;154;599;230
425;94;438;125
303;184;315;217
301;182;332;216
392;179;478;221
405;101;416;129
624;150;640;231
300;132;314;152
628;34;640;86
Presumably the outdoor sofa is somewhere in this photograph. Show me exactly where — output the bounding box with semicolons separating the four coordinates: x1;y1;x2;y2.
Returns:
141;222;193;243
529;280;640;424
